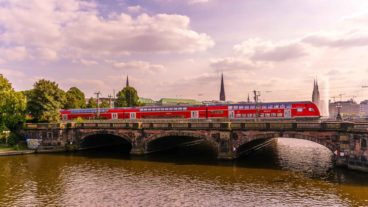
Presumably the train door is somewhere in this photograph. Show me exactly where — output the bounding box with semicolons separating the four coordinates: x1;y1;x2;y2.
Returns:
62;114;68;121
284;109;291;118
191;111;199;119
229;111;234;119
130;112;136;119
112;113;118;120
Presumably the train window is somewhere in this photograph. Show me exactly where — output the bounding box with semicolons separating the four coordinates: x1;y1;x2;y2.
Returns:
275;104;279;108
236;114;241;118
183;107;187;110
261;105;267;109
234;106;239;110
265;113;270;117
277;113;283;117
280;104;285;108
297;108;303;112
308;108;315;112
271;113;276;117
239;106;244;109
260;113;265;117
229;106;233;110
244;106;249;109
268;105;273;109
286;104;292;109
250;105;255;109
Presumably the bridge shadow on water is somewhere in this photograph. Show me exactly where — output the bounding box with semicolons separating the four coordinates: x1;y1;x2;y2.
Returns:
69;136;368;185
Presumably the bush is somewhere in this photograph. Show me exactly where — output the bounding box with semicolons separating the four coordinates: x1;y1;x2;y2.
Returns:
7;132;21;146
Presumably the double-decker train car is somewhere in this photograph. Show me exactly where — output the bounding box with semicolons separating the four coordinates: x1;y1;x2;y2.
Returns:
60;101;320;121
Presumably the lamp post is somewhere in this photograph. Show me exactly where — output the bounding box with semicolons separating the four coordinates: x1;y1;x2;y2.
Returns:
336;103;342;121
94;91;101;118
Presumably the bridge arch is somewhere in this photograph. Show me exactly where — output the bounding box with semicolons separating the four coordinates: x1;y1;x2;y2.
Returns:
79;130;133;153
232;131;339;158
144;131;218;154
279;131;339;152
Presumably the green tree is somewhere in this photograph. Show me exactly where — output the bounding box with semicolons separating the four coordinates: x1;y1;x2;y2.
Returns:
115;86;139;107
27;79;66;122
64;87;86;109
0;75;27;130
100;99;110;108
86;97;97;108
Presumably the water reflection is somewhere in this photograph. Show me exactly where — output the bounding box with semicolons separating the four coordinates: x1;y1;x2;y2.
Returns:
0;138;368;206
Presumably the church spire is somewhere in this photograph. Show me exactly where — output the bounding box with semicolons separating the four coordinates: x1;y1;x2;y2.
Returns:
312;78;320;105
126;76;129;87
219;73;226;101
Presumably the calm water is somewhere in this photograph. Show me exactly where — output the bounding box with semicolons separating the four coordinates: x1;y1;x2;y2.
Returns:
1;138;368;207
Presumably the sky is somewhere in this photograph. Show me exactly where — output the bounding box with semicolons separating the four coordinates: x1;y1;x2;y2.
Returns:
1;0;368;103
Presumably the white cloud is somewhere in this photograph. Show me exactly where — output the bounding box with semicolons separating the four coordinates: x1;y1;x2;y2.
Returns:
210;58;260;72
0;0;214;63
234;38;306;62
127;5;142;13
0;68;26;78
0;47;28;63
79;59;98;66
112;60;166;72
188;0;211;5
302;30;368;48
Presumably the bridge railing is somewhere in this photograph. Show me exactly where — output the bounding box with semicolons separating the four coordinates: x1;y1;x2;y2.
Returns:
24;121;359;132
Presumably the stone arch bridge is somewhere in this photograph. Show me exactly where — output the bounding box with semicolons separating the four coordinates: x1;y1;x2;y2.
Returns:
24;121;368;172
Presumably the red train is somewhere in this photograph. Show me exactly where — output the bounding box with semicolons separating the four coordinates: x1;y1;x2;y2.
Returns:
60;101;320;121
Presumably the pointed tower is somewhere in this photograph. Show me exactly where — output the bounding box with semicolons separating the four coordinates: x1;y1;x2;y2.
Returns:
219;73;226;101
312;79;321;108
126;76;130;87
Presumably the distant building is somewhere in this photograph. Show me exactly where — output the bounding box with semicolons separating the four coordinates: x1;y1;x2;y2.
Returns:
329;99;360;120
158;98;201;106
360;100;368;117
219;73;226;101
139;98;156;106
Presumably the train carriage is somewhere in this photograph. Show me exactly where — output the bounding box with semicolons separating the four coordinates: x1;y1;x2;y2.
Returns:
60;101;320;121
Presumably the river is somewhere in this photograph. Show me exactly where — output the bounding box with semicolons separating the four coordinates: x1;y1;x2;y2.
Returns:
0;138;368;207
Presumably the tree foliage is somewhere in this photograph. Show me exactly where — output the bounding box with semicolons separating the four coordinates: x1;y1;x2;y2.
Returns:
100;99;110;108
0;75;27;130
115;86;139;107
86;97;97;108
64;87;86;109
27;79;66;122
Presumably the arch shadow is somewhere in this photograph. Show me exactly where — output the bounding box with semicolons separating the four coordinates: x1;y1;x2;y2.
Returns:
80;133;132;154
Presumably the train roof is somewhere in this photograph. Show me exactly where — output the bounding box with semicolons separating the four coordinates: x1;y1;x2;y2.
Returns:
61;101;315;112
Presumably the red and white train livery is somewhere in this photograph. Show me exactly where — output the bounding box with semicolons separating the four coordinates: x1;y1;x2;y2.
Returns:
60;101;320;121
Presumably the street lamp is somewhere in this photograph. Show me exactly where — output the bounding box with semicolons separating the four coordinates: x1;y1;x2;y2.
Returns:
94;91;101;118
336;103;342;121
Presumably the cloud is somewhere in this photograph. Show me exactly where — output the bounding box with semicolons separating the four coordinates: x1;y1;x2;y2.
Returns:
234;38;307;62
0;47;28;63
79;59;98;66
210;58;260;72
302;30;368;48
0;0;214;63
127;5;142;13
188;0;211;5
0;68;26;78
111;60;166;72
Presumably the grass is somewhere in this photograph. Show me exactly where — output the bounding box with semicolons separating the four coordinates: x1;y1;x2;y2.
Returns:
0;145;15;151
0;143;28;152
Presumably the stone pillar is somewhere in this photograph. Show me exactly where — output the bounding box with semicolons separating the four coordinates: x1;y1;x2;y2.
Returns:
130;130;146;155
217;131;236;160
335;133;350;167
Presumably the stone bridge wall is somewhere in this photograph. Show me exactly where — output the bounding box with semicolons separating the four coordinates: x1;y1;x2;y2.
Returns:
23;121;368;172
